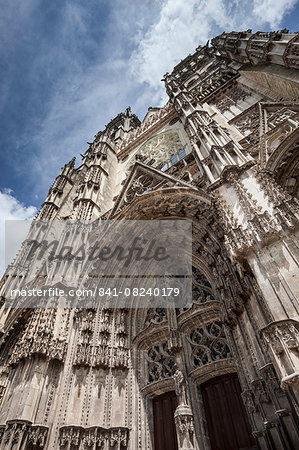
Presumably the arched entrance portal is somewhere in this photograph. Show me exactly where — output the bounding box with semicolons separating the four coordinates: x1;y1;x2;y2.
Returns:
116;186;256;450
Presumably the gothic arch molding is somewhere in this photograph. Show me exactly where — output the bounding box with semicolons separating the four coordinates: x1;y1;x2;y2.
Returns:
266;126;299;197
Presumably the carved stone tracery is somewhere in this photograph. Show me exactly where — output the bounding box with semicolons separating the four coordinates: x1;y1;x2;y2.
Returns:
59;426;129;449
214;85;251;113
74;309;129;370
188;322;231;369
146;341;176;384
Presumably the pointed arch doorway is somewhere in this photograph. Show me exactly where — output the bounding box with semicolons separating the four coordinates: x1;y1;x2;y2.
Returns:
153;391;178;450
201;373;256;450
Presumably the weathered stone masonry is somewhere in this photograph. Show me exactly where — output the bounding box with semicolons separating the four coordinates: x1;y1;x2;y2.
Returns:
0;29;299;449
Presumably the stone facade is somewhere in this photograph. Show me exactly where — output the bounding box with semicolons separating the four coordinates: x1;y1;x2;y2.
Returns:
0;29;299;449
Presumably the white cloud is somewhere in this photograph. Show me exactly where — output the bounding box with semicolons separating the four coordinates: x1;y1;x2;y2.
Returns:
130;0;216;91
0;189;36;221
0;189;37;275
129;0;298;94
253;0;297;28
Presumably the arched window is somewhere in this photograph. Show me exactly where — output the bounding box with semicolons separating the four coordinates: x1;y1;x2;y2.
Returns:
171;154;178;165
178;148;186;159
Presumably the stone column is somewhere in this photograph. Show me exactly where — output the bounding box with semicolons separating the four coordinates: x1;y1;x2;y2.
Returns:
174;405;195;450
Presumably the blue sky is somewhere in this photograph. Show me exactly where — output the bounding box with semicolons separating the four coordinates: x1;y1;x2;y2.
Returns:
0;0;299;220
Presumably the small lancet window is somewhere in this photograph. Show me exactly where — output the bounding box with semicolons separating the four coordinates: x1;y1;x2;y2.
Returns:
171;154;178;165
178;148;186;159
162;162;170;171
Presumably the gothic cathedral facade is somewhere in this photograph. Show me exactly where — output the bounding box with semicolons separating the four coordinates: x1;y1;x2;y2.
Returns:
0;30;299;450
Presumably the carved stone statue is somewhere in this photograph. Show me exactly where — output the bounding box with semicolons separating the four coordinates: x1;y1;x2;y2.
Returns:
173;367;188;406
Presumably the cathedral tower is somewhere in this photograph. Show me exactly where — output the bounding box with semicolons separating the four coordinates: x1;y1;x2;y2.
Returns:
0;30;299;450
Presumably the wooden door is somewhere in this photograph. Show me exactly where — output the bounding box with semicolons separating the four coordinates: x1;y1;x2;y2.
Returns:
153;391;178;450
201;373;256;450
